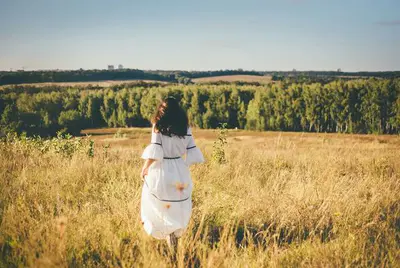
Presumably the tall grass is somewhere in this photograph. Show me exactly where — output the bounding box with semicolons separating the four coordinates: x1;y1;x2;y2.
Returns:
0;131;399;267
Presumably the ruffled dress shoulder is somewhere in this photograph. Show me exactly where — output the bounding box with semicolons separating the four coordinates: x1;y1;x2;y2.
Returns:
141;125;164;161
185;127;204;165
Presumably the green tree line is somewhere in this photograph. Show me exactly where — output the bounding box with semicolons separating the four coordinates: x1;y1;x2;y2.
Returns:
1;69;400;86
0;69;174;86
1;78;399;136
0;69;263;86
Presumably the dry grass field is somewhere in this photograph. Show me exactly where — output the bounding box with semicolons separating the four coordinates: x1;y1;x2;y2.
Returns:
192;75;272;84
1;128;400;267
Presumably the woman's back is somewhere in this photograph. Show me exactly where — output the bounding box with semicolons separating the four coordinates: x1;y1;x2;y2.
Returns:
140;97;204;242
160;135;188;158
149;127;199;160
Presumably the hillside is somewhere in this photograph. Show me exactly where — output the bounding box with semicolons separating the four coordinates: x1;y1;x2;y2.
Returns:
1;69;399;86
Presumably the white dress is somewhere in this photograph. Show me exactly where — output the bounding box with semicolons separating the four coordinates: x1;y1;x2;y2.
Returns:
141;126;204;239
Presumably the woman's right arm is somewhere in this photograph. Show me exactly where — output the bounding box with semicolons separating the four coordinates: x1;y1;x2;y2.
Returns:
186;128;204;165
140;126;163;178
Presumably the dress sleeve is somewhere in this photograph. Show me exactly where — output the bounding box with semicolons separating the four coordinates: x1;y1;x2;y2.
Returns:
186;128;204;165
141;125;164;161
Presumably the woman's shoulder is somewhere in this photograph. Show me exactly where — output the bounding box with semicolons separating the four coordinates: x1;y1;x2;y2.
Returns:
152;125;191;137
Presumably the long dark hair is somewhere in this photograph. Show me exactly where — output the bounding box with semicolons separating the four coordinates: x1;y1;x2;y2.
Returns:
152;97;189;137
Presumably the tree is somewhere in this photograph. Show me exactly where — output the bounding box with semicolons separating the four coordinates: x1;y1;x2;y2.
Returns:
58;110;84;136
0;104;21;134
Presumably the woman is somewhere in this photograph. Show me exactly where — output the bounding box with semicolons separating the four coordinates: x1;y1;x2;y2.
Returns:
140;97;204;248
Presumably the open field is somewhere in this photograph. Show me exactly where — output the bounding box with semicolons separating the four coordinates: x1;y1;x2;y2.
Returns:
82;127;400;149
192;74;273;84
1;129;400;267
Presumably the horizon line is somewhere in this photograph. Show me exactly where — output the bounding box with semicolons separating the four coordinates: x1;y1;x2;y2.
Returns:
1;68;399;73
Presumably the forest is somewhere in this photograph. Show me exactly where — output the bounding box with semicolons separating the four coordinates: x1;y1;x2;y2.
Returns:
0;78;399;136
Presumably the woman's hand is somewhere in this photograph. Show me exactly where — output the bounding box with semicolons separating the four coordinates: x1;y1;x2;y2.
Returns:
140;167;148;181
140;159;155;181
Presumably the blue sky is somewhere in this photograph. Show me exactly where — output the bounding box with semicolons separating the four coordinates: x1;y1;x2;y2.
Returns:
1;0;399;71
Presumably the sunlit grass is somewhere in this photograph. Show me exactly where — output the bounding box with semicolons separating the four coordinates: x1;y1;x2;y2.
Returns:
0;130;399;267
